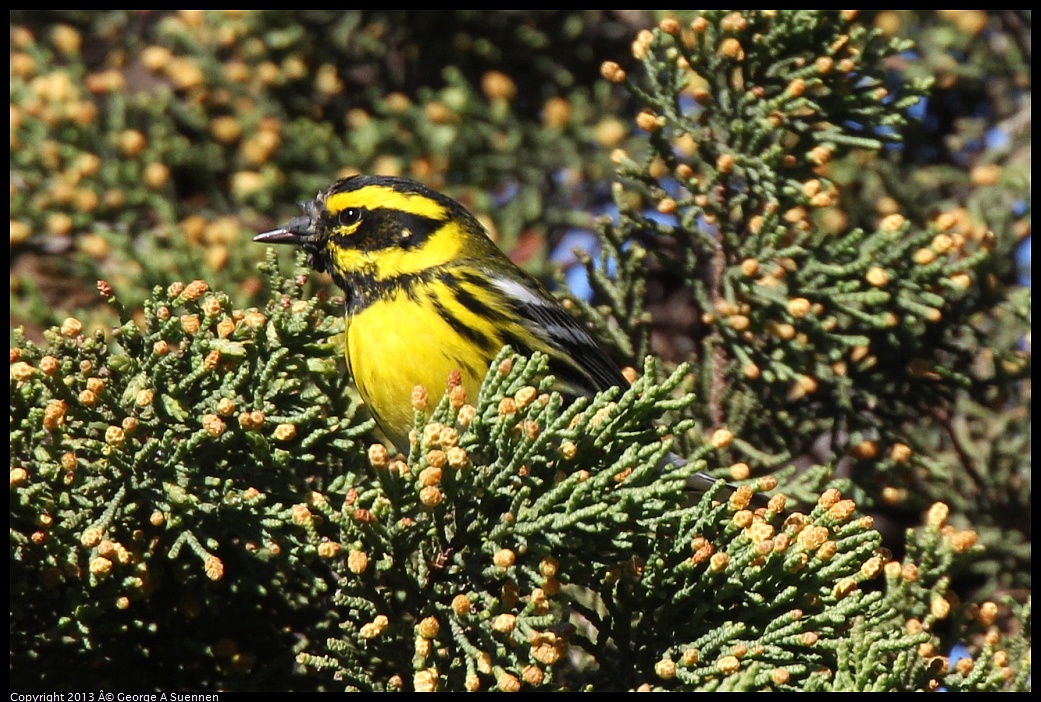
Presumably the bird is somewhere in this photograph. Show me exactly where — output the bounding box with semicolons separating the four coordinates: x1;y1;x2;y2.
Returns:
254;174;736;499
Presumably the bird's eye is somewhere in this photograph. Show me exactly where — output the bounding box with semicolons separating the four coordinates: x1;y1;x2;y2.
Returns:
337;208;362;228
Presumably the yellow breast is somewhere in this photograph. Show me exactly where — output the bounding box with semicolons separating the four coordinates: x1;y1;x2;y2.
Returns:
345;285;494;452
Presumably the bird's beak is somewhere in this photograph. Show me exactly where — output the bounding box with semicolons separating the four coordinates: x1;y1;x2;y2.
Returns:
253;228;303;245
253;215;316;245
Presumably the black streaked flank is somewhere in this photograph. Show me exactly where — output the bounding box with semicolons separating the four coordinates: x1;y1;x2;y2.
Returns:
444;273;511;326
429;294;502;356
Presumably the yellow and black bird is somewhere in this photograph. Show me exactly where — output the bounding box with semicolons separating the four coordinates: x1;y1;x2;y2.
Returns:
255;174;631;451
255;175;727;497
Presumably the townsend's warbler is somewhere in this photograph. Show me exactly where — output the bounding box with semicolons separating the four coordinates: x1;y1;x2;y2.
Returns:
255;175;722;495
255;174;627;448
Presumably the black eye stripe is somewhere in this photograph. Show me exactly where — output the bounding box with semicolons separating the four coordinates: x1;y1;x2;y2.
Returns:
321;206;443;247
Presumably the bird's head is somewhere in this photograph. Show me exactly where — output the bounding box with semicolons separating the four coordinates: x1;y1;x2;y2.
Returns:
254;175;491;294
